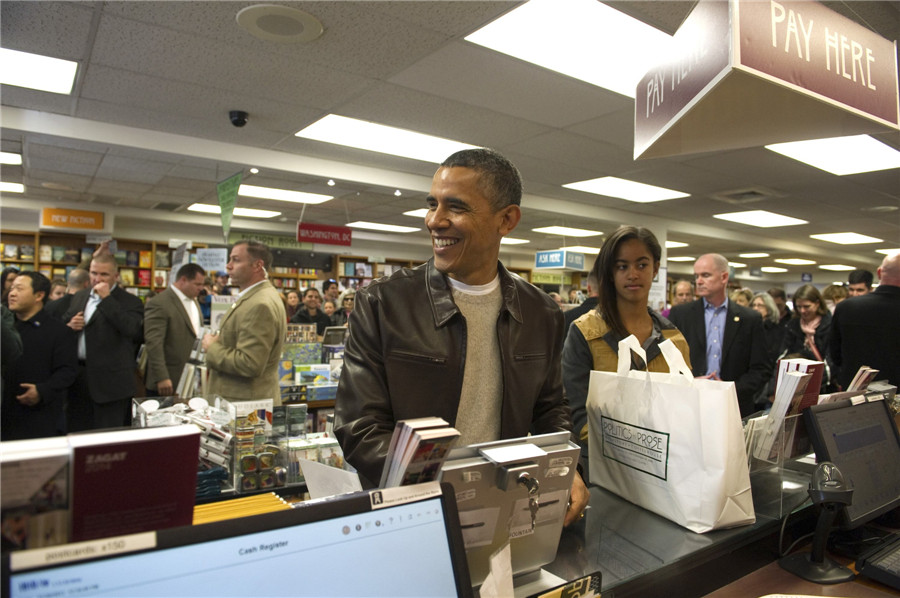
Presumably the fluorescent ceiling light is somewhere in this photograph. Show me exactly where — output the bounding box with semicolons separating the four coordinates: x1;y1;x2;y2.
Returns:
403;208;429;218
0;48;78;94
713;210;807;228
728;262;747;268
532;226;602;237
668;256;695;262
465;0;671;98
761;266;788;273
810;232;883;244
876;249;900;256
563;176;689;203
0;152;22;165
774;258;816;265
346;221;420;233
295;115;477;163
739;253;770;258
666;241;688;249
239;184;331;205
0;182;25;193
559;246;600;255
819;264;856;271
500;237;530;245
187;203;280;218
766;135;900;175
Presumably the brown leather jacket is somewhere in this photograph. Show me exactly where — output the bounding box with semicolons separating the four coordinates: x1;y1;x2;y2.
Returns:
334;259;573;486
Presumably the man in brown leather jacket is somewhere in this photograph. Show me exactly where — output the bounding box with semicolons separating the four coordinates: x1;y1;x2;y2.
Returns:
334;148;588;524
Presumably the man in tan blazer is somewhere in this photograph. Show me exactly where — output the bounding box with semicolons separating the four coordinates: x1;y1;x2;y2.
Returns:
143;263;206;396
202;241;286;404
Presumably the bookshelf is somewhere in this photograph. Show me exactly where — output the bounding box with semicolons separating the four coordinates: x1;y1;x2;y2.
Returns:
334;255;416;290
268;267;319;291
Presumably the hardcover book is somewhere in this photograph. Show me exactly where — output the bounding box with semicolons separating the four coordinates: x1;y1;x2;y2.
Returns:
18;245;34;261
68;426;200;542
119;268;135;286
380;417;460;488
126;250;140;267
3;244;18;259
139;250;152;268
51;246;66;262
62;247;80;263
38;244;53;261
137;269;151;286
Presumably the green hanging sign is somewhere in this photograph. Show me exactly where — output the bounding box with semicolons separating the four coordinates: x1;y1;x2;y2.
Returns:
216;171;242;243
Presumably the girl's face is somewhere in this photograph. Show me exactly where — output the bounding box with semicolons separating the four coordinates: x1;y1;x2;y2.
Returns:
286;292;300;307
612;238;658;306
323;301;335;316
795;298;820;324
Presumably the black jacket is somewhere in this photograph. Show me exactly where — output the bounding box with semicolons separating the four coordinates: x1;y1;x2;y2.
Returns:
780;311;833;391
334;259;572;486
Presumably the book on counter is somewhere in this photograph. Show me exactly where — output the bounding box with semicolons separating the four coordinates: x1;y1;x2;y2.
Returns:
775;357;824;415
380;417;460;488
68;426;201;542
752;370;811;461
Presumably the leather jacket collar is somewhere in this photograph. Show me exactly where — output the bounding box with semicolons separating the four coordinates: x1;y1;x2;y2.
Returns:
425;259;523;327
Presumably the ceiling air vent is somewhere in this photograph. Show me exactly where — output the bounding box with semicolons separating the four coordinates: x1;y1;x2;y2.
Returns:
709;186;781;205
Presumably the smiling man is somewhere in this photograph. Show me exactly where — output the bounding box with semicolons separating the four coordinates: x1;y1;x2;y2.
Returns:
334;148;588;524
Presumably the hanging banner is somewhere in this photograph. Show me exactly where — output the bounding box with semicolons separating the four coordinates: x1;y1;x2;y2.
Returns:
216;172;242;243
297;222;352;247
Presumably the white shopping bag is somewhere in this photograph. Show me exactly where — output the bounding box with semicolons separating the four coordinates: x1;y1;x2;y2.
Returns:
587;336;755;533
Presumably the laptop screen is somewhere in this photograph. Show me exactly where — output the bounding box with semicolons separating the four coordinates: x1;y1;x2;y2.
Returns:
5;482;472;598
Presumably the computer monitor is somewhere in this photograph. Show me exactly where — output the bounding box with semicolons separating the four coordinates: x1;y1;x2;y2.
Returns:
438;431;579;587
322;326;348;346
804;398;900;530
3;482;473;598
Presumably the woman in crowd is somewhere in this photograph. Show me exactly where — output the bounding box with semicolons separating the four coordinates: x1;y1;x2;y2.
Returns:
562;226;691;444
48;278;67;302
730;287;753;307
1;267;19;306
284;289;301;321
750;292;783;408
331;290;355;326
821;284;848;313
780;284;833;392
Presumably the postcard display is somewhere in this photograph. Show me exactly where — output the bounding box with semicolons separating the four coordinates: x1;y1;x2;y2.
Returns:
132;324;346;496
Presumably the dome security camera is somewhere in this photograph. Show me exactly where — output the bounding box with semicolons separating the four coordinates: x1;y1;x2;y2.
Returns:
229;110;249;127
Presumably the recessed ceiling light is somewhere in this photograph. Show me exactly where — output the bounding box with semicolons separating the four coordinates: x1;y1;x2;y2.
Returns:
0;152;22;165
876;249;900;256
559;246;601;255
667;256;695;262
666;241;688;249
774;258;816;265
500;237;530;245
532;226;602;237
327;179;336;186
713;210;807;228
403;208;429;218
0;182;25;193
739;253;770;258
295;115;477;163
728;262;747;268
249;168;259;174
761;266;788;273
238;184;331;204
563;176;689;203
819;264;857;271
766;135;900;175
810;232;883;245
0;48;77;94
394;190;402;197
187;203;280;218
465;0;672;98
346;221;420;233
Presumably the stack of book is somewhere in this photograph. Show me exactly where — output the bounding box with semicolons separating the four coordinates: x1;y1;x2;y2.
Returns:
380;417;460;488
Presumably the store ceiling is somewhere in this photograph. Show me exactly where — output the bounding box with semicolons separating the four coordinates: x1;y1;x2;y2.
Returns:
1;1;899;276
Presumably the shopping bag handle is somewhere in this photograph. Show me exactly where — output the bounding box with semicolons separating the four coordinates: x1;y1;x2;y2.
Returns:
658;339;694;382
617;335;647;376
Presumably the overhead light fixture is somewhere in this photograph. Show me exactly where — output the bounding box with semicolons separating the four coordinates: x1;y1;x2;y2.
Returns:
187;204;280;218
500;237;530;245
667;256;695;262
810;232;882;244
346;221;420;233
666;241;688;249
766;135;900;175
559;245;601;255
0;152;22;165
394;190;402;197
728;262;747;268
774;258;816;265
532;226;602;237
0;48;78;94
713;210;808;228
295;115;477;163
819;264;856;271
403;208;429;218
563;176;689;203
739;252;770;258
876;248;900;256
236;4;324;44
465;0;672;98
761;266;788;273
249;168;259;174
0;182;25;193
238;184;331;204
327;179;336;186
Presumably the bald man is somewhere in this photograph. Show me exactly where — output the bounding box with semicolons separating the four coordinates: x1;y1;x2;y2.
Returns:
830;252;900;389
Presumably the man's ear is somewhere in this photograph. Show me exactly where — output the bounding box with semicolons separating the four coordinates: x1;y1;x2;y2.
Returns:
498;204;521;236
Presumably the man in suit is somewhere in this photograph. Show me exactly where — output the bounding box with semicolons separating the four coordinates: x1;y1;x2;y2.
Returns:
143;263;206;396
830;252;900;389
668;253;770;417
44;267;89;320
202;241;286;404
63;253;144;431
3;272;77;439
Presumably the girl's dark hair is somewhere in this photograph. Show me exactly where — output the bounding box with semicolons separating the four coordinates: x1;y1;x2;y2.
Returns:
792;284;827;317
592;225;661;338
